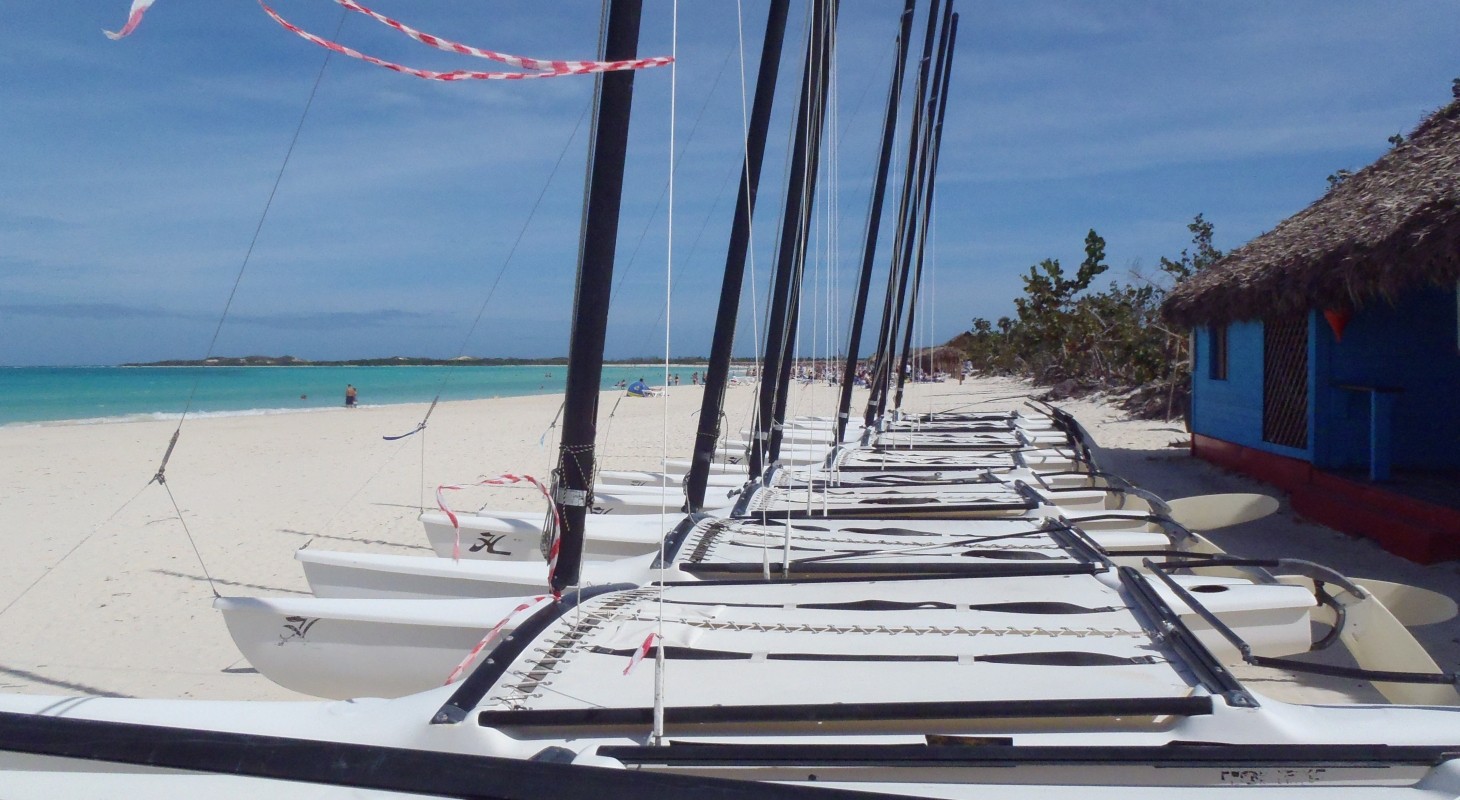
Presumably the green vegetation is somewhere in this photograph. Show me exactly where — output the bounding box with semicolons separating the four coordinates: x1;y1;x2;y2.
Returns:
950;215;1220;420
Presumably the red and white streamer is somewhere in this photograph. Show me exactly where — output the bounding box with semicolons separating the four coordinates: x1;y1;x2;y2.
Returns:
442;595;547;685
261;1;672;82
107;0;674;82
332;0;672;74
623;632;659;676
104;0;156;40
436;473;562;585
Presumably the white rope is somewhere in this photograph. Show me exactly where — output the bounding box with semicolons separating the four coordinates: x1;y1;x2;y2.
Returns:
734;0;770;569
927;202;938;415
652;0;679;749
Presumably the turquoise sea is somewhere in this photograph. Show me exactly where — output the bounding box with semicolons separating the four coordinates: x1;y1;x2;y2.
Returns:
0;365;686;426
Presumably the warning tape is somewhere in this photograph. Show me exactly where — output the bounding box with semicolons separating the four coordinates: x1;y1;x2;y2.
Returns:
333;0;673;74
104;0;155;40
436;473;563;590
623;632;659;676
107;0;673;84
263;1;671;82
443;595;548;685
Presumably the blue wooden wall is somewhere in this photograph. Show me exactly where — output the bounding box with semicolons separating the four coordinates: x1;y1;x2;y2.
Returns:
1192;318;1313;460
1311;285;1460;470
1192;285;1460;471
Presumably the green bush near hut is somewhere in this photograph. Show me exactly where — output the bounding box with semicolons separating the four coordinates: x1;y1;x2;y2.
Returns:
952;216;1220;420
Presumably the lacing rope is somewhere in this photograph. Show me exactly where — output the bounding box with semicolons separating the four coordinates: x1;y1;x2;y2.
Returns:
436;474;563;594
261;1;671;82
443;595;548;685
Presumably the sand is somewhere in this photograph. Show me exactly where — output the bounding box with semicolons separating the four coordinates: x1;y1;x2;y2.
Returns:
1;375;1457;702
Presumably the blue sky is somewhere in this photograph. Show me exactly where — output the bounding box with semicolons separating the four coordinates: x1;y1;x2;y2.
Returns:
2;2;1457;366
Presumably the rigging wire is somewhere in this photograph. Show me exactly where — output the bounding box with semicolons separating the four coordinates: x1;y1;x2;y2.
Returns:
138;9;348;599
384;98;593;445
734;0;765;459
608;44;739;305
652;0;681;749
626;154;742;358
750;3;807;474
788;0;834;450
159;480;220;597
0;478;153;620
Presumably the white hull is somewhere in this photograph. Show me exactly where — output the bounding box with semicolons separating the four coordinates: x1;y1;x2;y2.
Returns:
420;509;674;561
300;548;655;600
596;469;746;489
660;457;748;476
213;595;550;699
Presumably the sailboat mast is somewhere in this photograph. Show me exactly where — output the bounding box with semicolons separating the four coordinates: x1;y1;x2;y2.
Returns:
770;3;840;464
747;0;838;480
684;0;791;513
551;0;645;594
863;0;943;427
873;1;951;423
893;8;959;411
768;5;838;465
833;1;916;444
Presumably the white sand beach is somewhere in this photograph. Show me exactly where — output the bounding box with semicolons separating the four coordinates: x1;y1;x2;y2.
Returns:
1;376;1457;702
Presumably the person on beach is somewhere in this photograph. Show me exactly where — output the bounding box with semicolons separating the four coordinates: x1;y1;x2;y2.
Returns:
345;384;357;408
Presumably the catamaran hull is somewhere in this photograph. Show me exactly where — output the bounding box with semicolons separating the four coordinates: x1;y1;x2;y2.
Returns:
214;595;549;700
420;510;672;562
300;549;654;600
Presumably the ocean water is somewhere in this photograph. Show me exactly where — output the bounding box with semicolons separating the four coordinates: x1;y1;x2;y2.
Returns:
0;365;689;426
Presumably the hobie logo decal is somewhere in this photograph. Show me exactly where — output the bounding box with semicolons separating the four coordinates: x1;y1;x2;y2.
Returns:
469;533;512;556
280;616;319;644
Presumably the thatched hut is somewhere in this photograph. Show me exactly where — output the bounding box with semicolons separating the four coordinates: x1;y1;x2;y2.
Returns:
1160;94;1460;562
914;345;966;376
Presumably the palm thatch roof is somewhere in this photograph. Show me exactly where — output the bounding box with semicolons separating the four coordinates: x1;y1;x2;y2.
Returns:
1163;96;1460;327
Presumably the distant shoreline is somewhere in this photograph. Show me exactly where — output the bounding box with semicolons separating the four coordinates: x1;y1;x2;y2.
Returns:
121;356;728;368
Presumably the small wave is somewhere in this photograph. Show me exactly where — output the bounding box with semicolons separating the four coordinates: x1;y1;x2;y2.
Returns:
2;405;348;429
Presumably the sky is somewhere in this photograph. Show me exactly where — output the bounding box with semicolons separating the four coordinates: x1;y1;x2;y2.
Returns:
2;1;1458;366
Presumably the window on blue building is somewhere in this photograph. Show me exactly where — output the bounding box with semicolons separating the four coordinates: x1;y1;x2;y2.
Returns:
1209;323;1228;380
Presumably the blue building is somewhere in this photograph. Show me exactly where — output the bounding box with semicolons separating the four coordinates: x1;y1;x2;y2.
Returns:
1163;95;1460;563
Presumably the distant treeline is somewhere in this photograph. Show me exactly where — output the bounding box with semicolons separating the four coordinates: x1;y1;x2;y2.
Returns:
947;215;1219;420
125;355;730;367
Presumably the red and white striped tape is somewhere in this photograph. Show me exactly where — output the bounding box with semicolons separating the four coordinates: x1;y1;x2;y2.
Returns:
436;473;562;588
622;632;659;676
262;1;671;82
333;0;672;74
107;0;673;83
104;0;156;40
443;595;548;685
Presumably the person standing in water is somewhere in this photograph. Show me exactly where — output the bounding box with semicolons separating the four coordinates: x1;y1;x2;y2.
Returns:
345;384;358;408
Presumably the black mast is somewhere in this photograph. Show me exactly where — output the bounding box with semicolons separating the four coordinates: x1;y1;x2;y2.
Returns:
893;10;959;411
684;0;791;512
767;1;838;467
833;1;916;445
550;0;644;594
746;0;838;480
863;0;942;427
